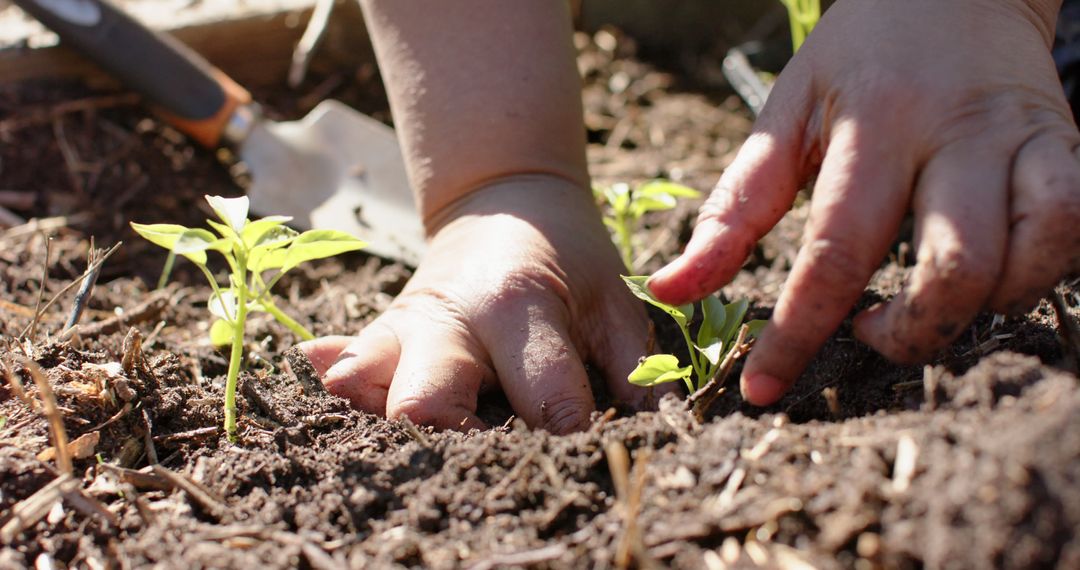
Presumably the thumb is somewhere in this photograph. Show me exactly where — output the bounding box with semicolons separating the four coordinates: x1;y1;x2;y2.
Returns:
649;68;815;305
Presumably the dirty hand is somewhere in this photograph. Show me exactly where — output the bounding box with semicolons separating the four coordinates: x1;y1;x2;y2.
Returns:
650;0;1080;405
299;177;655;433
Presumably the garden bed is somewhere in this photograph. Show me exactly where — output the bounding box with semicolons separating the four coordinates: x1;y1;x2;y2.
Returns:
2;23;1080;570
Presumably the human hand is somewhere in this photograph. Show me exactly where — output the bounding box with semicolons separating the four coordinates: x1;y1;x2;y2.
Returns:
649;0;1079;405
299;176;657;433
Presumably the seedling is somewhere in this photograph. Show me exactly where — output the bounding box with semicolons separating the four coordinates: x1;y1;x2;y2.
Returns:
622;276;765;394
780;0;821;52
594;180;700;270
132;195;364;441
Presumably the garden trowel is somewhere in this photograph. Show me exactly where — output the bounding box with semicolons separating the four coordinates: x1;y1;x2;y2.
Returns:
13;0;426;266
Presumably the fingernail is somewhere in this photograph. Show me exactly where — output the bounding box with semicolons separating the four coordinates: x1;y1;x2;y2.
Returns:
740;372;787;406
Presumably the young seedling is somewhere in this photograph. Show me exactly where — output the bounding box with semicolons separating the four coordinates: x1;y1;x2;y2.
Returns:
622;276;765;394
132;195;365;441
780;0;821;52
594;180;700;270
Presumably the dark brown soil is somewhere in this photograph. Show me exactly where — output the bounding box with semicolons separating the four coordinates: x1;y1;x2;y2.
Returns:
3;27;1080;570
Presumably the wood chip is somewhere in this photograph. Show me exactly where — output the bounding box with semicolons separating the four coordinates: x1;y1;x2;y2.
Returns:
891;434;918;493
37;431;99;462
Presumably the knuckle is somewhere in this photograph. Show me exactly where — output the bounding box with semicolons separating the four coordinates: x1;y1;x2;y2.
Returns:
538;395;592;435
388;396;446;428
918;244;998;293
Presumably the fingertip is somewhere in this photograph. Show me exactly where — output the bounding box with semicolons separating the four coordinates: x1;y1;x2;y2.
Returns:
296;335;356;376
740;372;789;406
649;218;744;305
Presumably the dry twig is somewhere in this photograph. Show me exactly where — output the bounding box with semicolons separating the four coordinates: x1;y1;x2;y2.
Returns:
19;242;122;339
689;324;755;421
27;236;52;340
150;465;227;519
0;94;140;135
5;357;72;474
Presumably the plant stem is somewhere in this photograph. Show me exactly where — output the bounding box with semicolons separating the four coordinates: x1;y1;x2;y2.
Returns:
678;324;705;391
156;250;176;290
260;297;314;340
224;268;248;443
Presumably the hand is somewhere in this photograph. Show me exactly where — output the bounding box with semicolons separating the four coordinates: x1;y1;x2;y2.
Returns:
299;176;657;433
649;0;1079;405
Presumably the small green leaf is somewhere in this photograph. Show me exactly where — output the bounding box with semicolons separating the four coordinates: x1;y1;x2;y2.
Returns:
206;195;250;234
635;180;701;199
208;318;234;347
628;354;693;387
208;289;239;321
173;229;228;265
280;230;365;273
621;275;693;327
719;298;750;344
609;183;631;214
696;340;724;366
247;225;299;272
629;195;677;218
696;295;726;349
241;216;293;248
746;319;768;338
131;222;192;251
206;219;240;242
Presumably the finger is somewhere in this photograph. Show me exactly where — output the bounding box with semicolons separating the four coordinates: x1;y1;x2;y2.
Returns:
856;142;1009;362
989;132;1080;313
385;321;490;431
475;283;595;434
742;119;915;405
649;67;814;305
587;286;678;409
318;322;401;415
297;335;355;376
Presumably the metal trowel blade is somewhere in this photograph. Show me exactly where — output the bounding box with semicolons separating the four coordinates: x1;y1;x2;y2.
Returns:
240;100;426;267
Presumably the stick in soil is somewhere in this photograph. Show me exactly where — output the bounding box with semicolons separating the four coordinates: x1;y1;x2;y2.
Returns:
606;440;656;570
19;241;122;339
5;356;72;474
63;238;106;332
26;236;52;340
689;324;755;422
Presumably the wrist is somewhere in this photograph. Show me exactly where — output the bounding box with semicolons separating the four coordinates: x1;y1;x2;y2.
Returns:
424;173;599;238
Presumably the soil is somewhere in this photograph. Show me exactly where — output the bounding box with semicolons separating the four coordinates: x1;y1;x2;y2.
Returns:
3;25;1080;570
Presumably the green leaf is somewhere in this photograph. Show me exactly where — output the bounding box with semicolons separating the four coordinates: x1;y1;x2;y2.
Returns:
719;298;750;344
635;180;701;199
208;319;234;347
173;229;229;265
205;195;249;234
241;216;293;248
628;354;693;387
608;183;631;214
621;275;693;327
746;319;768;338
696;295;726;349
206;219;240;242
247;225;299;272
629;195;677;218
208;289;239;321
131;222;192;251
696;340;724;366
279;230;365;273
